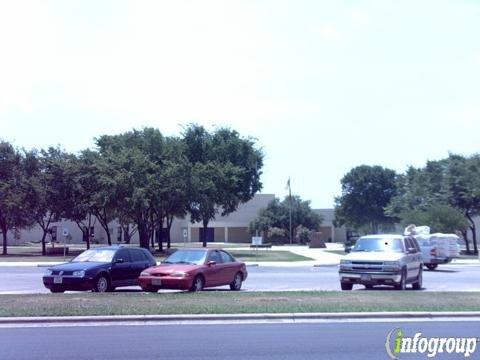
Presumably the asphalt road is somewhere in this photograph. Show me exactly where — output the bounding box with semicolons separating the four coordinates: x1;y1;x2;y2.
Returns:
1;264;480;293
1;321;479;359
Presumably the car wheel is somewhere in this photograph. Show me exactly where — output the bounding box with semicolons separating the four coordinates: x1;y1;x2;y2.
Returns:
93;275;110;293
426;264;438;271
230;272;243;291
395;268;407;290
365;285;374;290
412;267;423;290
189;275;204;292
341;282;353;291
50;286;65;293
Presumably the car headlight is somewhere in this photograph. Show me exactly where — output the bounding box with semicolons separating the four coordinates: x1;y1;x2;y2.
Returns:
170;271;188;278
140;271;151;277
383;261;401;271
45;269;53;276
340;260;352;265
72;270;85;277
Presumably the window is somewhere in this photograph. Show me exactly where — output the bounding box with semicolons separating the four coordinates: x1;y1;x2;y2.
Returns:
220;251;234;263
130;249;147;262
114;249;131;263
208;250;222;264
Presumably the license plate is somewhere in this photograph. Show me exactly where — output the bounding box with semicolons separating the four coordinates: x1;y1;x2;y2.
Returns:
53;277;63;284
361;274;371;281
152;278;162;286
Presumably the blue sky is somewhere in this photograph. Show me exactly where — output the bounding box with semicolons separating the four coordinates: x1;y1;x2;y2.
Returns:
1;1;480;208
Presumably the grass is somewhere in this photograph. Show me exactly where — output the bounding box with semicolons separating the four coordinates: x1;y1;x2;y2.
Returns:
0;291;478;317
228;250;313;262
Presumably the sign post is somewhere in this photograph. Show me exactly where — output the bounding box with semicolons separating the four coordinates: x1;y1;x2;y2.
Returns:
62;228;69;262
183;229;188;247
251;236;262;263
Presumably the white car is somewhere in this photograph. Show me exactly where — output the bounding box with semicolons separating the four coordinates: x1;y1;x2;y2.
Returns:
339;234;423;290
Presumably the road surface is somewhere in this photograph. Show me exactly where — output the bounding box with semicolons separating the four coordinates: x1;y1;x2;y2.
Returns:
1;321;479;359
1;264;480;293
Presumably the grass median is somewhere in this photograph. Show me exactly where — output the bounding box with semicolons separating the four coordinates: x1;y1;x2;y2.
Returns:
1;291;479;317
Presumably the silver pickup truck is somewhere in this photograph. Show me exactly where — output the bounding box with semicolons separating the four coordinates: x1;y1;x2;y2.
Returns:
339;234;423;290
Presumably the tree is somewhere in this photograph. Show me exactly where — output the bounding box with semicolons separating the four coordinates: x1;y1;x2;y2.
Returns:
249;196;322;244
335;165;398;234
183;124;264;247
444;154;480;254
0;141;33;255
387;155;480;254
24;148;71;255
398;204;468;234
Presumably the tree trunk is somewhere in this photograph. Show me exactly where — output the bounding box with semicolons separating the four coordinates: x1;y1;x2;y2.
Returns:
1;224;7;255
466;214;477;254
157;221;163;252
41;231;47;256
167;215;174;249
123;225;131;244
461;230;471;254
202;219;208;248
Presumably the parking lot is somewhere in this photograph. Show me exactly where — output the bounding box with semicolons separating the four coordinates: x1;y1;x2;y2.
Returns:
1;264;479;294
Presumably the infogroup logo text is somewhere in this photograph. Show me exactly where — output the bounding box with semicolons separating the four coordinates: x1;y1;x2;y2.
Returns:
385;328;478;359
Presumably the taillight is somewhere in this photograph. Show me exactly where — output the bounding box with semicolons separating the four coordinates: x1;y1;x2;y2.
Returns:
430;248;437;256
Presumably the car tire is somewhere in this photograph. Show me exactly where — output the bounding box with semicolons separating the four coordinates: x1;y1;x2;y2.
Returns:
412;267;423;290
50;286;65;293
341;282;353;291
365;285;374;290
189;275;204;292
426;264;438;271
93;275;110;293
395;268;407;290
230;272;243;291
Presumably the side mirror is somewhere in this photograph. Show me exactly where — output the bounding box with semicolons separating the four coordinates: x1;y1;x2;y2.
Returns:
407;248;416;254
345;246;352;254
207;261;216;266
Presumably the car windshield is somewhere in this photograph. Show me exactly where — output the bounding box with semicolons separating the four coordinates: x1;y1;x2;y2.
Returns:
163;250;207;265
352;238;404;253
72;249;116;263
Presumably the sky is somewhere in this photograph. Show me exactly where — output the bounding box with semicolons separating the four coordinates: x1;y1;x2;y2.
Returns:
1;0;480;209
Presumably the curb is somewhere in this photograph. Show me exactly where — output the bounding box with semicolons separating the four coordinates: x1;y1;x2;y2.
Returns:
1;312;480;325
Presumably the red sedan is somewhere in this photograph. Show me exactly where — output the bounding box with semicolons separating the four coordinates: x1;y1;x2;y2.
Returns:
138;248;248;292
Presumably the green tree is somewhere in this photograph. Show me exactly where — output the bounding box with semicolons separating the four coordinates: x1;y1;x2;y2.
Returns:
335;165;398;234
398;204;468;234
183;124;264;247
24;148;72;255
0;141;33;255
249;196;322;244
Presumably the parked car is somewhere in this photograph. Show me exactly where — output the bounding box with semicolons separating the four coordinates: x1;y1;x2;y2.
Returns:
338;234;423;290
138;248;248;292
415;234;460;271
43;246;157;293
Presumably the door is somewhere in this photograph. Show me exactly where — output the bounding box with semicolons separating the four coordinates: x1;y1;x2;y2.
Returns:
218;250;238;285
204;250;223;287
129;249;152;285
111;249;133;286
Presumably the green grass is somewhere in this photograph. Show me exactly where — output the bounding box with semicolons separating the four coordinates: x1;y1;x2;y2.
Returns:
229;250;313;262
0;292;478;317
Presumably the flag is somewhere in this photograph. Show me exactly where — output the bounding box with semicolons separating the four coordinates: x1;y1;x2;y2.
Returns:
286;177;292;201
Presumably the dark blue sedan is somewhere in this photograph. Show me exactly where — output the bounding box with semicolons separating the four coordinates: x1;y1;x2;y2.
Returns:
43;246;157;293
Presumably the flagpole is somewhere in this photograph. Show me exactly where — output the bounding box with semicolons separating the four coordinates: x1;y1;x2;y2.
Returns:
289;177;292;245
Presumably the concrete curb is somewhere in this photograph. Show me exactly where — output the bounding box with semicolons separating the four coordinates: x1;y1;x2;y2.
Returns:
1;312;480;325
